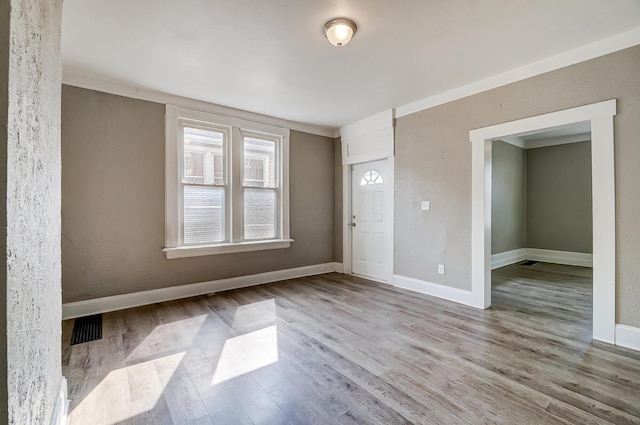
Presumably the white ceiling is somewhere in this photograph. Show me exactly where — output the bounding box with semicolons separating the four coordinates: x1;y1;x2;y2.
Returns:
62;1;640;130
500;121;591;150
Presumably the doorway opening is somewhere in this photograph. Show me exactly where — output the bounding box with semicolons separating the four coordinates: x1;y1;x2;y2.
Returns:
490;123;594;338
470;100;616;343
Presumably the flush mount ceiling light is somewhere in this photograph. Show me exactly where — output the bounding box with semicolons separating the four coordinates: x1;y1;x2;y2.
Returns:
323;18;357;47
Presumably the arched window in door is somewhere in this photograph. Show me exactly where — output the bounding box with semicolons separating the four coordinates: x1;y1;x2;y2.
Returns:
360;169;383;185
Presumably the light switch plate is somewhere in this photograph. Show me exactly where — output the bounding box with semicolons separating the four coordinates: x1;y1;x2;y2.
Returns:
421;201;430;211
438;264;445;274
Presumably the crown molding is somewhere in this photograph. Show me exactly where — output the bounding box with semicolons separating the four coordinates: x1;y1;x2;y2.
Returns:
395;27;640;119
62;71;337;138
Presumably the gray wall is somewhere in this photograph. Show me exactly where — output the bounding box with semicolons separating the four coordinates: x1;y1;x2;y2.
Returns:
4;0;63;424
62;85;336;302
491;141;526;254
527;142;592;253
395;45;640;327
491;140;593;255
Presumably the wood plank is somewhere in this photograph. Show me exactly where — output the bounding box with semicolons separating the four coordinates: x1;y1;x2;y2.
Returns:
63;265;640;425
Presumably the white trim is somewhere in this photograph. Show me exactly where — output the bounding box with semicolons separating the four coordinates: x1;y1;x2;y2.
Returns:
388;159;395;285
393;275;475;307
491;248;593;269
164;239;294;259
341;127;395;165
396;28;640;119
334;262;344;273
62;72;336;138
470;99;617;344
491;248;527;270
342;164;352;275
615;325;640;351
339;110;393;141
340;110;394;166
525;249;593;268
61;263;341;320
49;378;68;425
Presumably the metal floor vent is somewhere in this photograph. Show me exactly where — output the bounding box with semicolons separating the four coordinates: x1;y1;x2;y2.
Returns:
70;314;103;345
521;260;539;266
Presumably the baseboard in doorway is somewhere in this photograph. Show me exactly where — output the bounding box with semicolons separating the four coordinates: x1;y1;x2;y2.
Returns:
616;325;640;352
491;248;593;269
491;248;527;269
525;248;593;267
62;262;343;320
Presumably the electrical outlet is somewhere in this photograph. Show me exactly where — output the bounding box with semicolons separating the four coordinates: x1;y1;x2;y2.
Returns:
420;201;430;211
438;264;445;275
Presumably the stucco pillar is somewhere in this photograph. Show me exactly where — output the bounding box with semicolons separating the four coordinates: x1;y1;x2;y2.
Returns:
1;0;64;423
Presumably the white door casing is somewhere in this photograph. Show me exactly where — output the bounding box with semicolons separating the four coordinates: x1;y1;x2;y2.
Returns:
340;109;395;283
351;159;394;283
469;99;617;344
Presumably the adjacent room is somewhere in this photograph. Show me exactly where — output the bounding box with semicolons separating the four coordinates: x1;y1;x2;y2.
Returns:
491;125;595;349
3;1;640;424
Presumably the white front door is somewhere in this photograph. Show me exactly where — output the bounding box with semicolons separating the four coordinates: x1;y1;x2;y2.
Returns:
351;159;393;283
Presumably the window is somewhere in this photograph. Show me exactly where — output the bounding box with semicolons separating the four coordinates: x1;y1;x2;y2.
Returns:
360;169;383;185
164;106;291;258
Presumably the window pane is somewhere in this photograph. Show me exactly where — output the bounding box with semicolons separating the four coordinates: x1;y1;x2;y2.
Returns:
184;186;224;244
244;137;276;187
360;169;383;185
183;127;224;185
244;188;275;239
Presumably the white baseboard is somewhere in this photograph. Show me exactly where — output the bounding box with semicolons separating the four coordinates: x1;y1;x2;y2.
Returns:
491;248;527;269
615;324;640;351
393;275;475;307
49;377;68;425
334;262;344;273
491;248;593;269
62;262;342;320
525;248;593;267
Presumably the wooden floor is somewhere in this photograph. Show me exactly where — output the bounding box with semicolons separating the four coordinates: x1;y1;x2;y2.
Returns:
62;263;640;424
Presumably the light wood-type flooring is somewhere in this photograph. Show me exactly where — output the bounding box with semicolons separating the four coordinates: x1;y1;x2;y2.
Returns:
62;263;640;424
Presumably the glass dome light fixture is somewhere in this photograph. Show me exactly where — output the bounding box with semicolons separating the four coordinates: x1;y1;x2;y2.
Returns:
323;18;357;47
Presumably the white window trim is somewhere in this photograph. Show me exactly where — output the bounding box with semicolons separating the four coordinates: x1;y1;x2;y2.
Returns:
164;105;291;258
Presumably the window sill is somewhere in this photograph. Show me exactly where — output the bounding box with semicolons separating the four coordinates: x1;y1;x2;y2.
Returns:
163;239;294;259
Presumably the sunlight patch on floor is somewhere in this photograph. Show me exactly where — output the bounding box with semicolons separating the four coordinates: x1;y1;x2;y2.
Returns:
126;314;207;362
212;325;279;385
69;352;185;425
230;298;277;330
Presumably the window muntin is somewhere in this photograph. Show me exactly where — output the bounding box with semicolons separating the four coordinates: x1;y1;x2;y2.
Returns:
165;105;290;256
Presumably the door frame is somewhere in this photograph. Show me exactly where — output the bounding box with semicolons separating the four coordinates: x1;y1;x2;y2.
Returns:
342;157;395;285
469;99;617;343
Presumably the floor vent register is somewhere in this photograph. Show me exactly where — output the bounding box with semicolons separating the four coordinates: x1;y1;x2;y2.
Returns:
70;314;103;345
